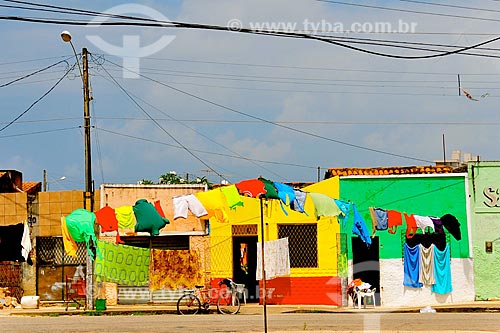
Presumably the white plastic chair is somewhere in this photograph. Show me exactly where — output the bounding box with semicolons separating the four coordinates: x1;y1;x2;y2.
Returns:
356;288;376;309
234;283;246;304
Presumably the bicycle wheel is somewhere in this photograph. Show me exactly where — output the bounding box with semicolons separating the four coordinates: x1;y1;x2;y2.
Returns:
217;292;240;314
177;294;201;315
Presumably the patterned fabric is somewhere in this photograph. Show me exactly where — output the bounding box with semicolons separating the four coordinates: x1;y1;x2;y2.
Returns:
95;240;150;286
256;237;290;280
149;249;203;291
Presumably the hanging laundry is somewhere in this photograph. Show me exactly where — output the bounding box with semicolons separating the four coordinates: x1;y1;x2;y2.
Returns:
431;244;452;294
334;199;351;229
414;215;435;234
235;179;266;198
21;222;32;262
95;240;150;287
352;204;372;248
387;210;403;234
154;200;166;218
370;207;388;235
61;216;78;258
430;217;444;234
440;214;461;241
115;205;136;230
273;182;296;206
290;189;307;214
149;249;204;291
133;199;170;236
309;192;341;220
0;223;25;262
173;194;208;219
419;244;435;286
95;205;123;244
65;209;98;260
220;185;244;209
403;243;423;288
258;177;280;199
195;189;229;223
404;213;418;239
256;237;290;280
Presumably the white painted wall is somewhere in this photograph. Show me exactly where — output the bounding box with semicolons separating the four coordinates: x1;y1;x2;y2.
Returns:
348;258;475;308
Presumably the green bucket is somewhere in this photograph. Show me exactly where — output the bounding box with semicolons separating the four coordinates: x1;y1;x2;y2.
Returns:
95;298;107;311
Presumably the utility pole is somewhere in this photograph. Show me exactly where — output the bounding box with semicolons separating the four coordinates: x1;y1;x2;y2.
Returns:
61;31;95;312
82;48;93;212
82;47;95;312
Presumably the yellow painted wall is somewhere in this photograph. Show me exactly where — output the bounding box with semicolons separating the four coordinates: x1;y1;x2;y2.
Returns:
210;177;340;278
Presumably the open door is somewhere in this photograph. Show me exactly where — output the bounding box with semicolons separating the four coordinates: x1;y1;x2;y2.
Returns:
352;236;380;306
233;236;258;302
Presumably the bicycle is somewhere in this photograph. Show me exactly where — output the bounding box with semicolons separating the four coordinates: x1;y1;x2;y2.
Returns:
176;278;241;315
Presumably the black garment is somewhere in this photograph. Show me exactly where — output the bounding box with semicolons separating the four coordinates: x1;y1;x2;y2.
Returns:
405;232;447;251
440;214;461;241
0;223;25;262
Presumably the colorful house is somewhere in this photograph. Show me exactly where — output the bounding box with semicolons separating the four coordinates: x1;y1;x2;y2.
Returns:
209;177;344;305
327;166;474;307
467;161;500;300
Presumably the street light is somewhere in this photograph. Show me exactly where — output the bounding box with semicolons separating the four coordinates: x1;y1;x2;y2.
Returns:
60;30;93;211
61;30;94;311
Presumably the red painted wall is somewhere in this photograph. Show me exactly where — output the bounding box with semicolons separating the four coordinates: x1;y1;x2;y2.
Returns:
261;276;341;305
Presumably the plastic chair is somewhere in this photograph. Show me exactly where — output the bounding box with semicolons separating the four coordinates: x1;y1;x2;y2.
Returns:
234;283;246;304
356;288;376;309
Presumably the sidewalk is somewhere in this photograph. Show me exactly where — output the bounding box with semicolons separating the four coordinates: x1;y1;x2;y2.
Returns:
1;300;500;317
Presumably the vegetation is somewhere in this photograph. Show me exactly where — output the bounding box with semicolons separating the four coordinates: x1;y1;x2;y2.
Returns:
138;171;213;188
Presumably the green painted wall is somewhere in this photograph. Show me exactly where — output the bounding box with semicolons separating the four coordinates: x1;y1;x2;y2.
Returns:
468;161;500;300
339;175;469;260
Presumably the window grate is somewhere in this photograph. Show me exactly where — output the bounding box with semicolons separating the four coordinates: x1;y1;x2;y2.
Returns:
278;224;317;268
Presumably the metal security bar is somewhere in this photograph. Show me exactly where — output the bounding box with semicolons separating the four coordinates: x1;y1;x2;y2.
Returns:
232;224;258;236
278;223;317;268
36;236;86;266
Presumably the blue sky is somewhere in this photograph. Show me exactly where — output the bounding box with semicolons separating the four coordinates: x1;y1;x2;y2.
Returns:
2;1;500;190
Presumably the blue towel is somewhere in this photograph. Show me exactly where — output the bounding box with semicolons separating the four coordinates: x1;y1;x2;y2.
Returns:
352;204;371;247
334;199;351;229
431;244;452;294
403;243;423;288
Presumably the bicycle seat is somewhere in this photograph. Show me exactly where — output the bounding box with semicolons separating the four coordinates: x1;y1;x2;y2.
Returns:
195;285;204;289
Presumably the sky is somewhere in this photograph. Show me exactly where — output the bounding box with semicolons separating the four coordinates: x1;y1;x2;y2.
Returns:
2;0;500;190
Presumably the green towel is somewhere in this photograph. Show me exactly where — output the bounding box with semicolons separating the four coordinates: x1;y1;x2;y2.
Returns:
95;240;150;286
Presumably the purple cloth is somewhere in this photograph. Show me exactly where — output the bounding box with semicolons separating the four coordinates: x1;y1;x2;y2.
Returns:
430;217;444;234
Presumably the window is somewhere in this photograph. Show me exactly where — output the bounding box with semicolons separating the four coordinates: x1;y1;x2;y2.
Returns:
278;223;317;268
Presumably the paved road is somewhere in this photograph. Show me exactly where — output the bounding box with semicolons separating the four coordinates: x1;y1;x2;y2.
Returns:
3;312;500;332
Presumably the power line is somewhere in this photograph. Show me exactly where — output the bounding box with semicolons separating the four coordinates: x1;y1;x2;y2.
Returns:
2;2;500;60
0;126;78;138
398;0;500;14
0;57;71;87
315;0;500;23
95;55;226;181
93;61;287;181
103;58;435;164
0;62;76;132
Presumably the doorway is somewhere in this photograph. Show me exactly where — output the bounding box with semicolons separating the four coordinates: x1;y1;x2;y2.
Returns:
232;236;258;302
352;236;380;305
